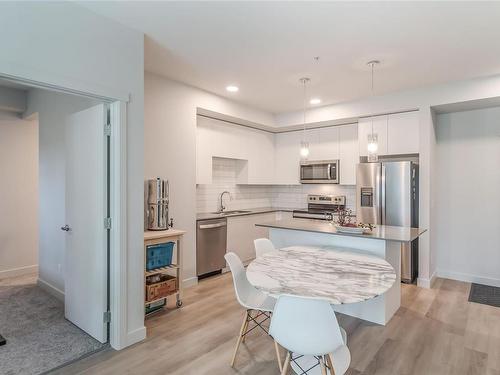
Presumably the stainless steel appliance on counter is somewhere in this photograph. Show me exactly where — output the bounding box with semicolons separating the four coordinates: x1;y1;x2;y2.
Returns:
356;161;419;283
146;178;170;231
293;195;346;221
300;160;339;184
196;218;227;278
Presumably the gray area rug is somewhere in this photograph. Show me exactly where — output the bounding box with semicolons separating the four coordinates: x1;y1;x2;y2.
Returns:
468;283;500;308
0;284;105;375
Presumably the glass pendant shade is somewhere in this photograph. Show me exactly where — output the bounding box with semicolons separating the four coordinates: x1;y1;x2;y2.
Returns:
367;133;378;162
300;141;310;159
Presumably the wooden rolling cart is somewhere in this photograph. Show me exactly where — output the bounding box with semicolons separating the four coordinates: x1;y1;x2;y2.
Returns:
144;229;185;316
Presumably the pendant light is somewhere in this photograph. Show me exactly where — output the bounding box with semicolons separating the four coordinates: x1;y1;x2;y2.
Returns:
367;60;380;162
299;77;310;159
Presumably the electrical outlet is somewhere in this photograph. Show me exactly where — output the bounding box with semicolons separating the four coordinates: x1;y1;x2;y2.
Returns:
58;263;62;273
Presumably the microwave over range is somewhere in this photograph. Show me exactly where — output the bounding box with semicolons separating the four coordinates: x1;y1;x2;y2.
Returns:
300;160;339;184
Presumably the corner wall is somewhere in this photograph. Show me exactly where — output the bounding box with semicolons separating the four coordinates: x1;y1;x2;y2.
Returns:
0;111;38;278
435;106;500;286
145;73;274;286
0;1;145;348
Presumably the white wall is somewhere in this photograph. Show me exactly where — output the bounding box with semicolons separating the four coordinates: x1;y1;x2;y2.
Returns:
0;86;26;113
24;89;98;295
0;111;38;278
435;107;500;286
145;73;275;286
274;73;500;288
0;2;145;348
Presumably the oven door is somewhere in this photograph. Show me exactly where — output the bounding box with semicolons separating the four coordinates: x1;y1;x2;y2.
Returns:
300;161;339;183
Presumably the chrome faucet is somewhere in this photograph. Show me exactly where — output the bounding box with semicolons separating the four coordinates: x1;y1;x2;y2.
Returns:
219;191;231;212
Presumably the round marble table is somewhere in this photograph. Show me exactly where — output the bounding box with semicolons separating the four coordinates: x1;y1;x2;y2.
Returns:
246;246;396;305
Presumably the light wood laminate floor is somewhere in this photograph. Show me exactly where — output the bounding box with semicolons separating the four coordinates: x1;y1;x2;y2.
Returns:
54;274;500;375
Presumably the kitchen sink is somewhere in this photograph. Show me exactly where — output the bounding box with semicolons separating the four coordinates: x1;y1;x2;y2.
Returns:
211;210;252;215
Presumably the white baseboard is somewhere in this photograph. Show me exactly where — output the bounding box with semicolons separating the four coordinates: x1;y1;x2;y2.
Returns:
37;278;65;301
0;264;38;279
182;276;198;289
417;270;437;289
126;326;146;347
437;269;500;287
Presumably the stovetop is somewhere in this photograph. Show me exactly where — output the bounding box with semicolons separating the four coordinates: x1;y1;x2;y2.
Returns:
292;195;346;221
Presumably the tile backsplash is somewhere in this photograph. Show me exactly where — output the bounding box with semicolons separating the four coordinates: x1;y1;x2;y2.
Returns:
196;157;356;213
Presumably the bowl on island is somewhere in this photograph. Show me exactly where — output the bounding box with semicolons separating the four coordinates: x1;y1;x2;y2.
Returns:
334;222;374;234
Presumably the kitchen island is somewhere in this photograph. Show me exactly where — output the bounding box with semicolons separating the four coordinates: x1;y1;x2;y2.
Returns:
255;218;426;325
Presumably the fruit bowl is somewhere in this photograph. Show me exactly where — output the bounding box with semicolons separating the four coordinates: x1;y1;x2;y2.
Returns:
335;225;366;234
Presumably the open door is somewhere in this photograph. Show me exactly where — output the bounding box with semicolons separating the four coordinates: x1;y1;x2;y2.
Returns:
63;104;108;343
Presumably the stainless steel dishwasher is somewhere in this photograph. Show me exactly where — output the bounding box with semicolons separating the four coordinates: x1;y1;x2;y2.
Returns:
196;217;227;278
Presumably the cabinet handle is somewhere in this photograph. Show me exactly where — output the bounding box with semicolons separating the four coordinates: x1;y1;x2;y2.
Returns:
199;223;226;229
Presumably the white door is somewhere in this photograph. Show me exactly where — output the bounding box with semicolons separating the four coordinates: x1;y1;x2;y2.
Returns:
64;104;108;343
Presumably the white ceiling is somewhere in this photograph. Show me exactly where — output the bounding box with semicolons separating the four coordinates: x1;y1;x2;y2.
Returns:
81;1;500;114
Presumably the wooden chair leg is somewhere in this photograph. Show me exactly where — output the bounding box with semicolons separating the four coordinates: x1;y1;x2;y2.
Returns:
230;310;249;367
327;353;336;375
241;310;251;343
281;351;291;375
319;356;327;375
274;340;283;372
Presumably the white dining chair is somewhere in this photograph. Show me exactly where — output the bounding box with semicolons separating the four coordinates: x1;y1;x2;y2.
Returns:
270;295;351;375
254;238;276;258
224;252;279;369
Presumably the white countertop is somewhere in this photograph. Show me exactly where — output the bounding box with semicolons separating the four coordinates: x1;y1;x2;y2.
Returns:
255;218;426;242
196;207;298;221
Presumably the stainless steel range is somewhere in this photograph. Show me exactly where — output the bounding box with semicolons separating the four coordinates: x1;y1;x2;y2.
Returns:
293;195;346;221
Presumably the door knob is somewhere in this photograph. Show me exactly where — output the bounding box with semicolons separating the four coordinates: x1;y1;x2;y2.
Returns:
61;225;71;232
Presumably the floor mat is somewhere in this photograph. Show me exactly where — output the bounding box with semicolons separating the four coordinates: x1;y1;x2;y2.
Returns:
0;283;105;375
468;283;500;308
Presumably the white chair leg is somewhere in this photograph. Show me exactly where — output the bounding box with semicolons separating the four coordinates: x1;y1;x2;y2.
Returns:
274;340;283;372
319;356;327;375
327;353;336;375
281;351;291;375
230;310;249;367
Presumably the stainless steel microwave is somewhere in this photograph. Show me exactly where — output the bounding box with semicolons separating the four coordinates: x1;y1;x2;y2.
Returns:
300;160;339;184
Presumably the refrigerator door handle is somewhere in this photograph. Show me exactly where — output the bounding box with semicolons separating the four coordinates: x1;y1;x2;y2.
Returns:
381;164;386;224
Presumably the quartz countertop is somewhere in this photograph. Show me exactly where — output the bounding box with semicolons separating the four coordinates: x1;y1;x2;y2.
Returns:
196;207;299;221
255;218;426;242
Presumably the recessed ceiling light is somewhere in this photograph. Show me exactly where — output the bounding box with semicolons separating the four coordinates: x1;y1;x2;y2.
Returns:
226;85;239;92
310;98;321;105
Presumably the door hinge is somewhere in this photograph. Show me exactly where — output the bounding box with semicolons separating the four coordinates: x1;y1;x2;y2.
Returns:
104;122;111;137
104;217;112;230
103;311;111;323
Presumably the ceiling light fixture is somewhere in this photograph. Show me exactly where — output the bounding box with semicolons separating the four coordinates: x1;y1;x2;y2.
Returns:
299;77;311;159
310;98;321;105
226;85;239;92
367;60;380;162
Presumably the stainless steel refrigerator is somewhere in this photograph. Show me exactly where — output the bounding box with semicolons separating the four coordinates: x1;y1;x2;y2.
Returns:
356;161;419;283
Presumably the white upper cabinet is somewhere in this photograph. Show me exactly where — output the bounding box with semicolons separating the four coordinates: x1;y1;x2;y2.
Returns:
308;126;339;161
196;116;275;185
358;111;419;156
387;111;419;155
274;131;301;185
198;111;418;186
338;124;359;185
358;115;388;157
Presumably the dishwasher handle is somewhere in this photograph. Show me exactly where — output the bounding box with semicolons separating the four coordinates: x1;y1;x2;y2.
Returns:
199;222;227;229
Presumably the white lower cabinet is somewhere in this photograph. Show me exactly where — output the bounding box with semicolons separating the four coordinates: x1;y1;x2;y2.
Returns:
226;212;281;264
